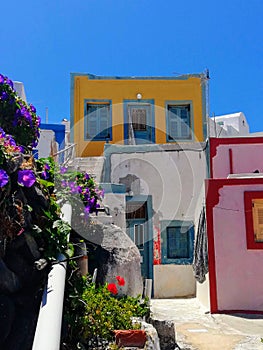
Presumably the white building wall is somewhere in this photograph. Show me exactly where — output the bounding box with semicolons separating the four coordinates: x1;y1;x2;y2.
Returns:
103;193;126;231
110;149;207;222
37;129;58;159
14;81;27;101
108;143;208;297
209;112;250;137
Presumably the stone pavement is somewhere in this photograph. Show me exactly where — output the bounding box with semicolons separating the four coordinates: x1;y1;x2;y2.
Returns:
150;298;263;350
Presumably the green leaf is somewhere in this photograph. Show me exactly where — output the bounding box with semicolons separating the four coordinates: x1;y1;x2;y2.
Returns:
39;179;54;187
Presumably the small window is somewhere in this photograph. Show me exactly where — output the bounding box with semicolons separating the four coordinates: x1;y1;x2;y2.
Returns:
252;199;263;242
161;220;194;264
126;202;146;220
244;191;263;249
167;103;192;141
85;102;112;141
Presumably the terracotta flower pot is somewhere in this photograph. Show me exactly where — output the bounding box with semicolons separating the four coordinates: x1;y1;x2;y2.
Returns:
114;329;147;348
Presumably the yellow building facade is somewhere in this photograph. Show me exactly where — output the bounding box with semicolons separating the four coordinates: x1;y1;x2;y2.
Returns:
70;73;208;157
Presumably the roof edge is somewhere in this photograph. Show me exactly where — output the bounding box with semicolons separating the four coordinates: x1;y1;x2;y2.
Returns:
70;72;206;81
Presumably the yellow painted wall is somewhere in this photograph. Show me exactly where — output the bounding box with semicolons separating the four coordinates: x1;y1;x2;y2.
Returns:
71;74;206;157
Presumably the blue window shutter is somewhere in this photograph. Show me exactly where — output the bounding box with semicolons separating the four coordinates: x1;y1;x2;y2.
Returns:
87;105;98;138
167;226;189;259
86;103;111;140
99;105;110;137
180;106;190;138
168;104;191;140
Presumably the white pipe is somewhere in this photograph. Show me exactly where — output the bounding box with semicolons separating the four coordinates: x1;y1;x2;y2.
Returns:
33;203;72;350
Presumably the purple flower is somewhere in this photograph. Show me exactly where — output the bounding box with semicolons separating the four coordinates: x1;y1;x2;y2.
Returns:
68;181;80;194
41;164;50;179
6;78;13;89
60;180;67;188
84;205;90;217
0;127;6;138
1;91;8;101
89;197;95;205
0;169;9;187
18;170;36;187
0;74;4;84
4;135;16;148
41;171;49;179
84;173;90;180
32;139;38;148
36;116;41;127
30;104;36;113
60;166;67;174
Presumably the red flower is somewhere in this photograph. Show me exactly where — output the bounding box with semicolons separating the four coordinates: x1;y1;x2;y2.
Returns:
116;276;125;286
107;283;118;295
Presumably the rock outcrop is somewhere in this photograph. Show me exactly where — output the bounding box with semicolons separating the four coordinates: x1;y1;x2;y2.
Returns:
80;221;143;297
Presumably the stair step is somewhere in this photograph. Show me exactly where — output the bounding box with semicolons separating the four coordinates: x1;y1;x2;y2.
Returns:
69;156;105;182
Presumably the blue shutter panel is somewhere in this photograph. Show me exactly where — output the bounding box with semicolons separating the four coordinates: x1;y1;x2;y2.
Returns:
168;107;179;139
99;105;110;138
180;106;190;138
167;104;191;140
167;226;190;259
86;103;111;140
87;105;99;138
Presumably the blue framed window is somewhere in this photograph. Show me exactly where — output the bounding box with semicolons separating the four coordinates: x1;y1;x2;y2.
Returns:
166;102;193;141
161;220;194;264
84;100;112;141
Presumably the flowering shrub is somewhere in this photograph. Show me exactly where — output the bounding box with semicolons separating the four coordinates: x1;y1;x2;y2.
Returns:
0;74;40;149
0;74;103;261
32;157;104;260
63;269;150;349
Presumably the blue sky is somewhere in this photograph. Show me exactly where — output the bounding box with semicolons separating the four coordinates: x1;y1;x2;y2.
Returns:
1;0;262;132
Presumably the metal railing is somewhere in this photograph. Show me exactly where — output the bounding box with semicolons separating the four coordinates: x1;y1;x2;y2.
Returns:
53;143;76;165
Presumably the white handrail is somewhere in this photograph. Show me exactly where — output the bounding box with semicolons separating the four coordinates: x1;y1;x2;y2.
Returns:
32;203;72;350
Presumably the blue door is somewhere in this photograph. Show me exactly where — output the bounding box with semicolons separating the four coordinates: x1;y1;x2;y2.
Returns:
124;102;155;144
127;219;149;278
126;200;152;279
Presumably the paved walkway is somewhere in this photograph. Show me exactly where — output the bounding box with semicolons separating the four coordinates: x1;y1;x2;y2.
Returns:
150;298;263;350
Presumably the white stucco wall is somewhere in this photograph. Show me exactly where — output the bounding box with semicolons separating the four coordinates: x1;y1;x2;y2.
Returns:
196;275;210;310
154;265;196;298
108;144;208;297
210;112;249;136
103;193;126;231
110;148;207;221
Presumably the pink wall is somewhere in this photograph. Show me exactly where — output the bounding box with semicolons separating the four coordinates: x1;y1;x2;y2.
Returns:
213;144;263;178
212;183;263;311
210;137;263;179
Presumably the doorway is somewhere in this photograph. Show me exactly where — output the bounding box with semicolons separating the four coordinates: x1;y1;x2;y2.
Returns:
124;101;155;144
126;196;153;280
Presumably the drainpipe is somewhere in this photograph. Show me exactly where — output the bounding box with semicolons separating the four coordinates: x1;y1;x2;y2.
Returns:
32;203;72;350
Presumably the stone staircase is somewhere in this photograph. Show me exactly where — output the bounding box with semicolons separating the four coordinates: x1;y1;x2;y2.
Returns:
68;156;105;182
